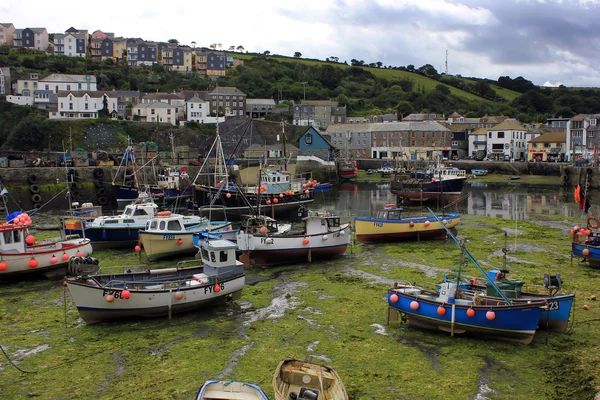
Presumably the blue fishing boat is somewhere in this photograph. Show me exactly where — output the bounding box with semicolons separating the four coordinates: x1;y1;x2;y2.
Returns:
571;220;600;268
386;209;547;344
387;282;544;344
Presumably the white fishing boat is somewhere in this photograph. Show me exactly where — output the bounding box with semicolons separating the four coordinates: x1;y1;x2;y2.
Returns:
237;212;350;266
0;210;92;279
66;239;244;323
196;380;269;400
139;211;232;261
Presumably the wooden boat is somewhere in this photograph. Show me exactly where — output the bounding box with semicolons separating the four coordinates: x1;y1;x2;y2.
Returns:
138;212;231;261
65;238;244;323
237;212;350;267
387;281;545;344
196;380;269;400
272;358;349;400
0;211;93;279
390;163;467;205
354;205;460;243
192;130;314;220
62;200;204;249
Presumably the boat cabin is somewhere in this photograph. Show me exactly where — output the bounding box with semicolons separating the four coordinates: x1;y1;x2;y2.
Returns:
251;169;311;194
197;239;244;278
92;202;158;226
304;212;342;234
411;166;467;181
375;207;405;220
1;223;26;252
241;215;282;235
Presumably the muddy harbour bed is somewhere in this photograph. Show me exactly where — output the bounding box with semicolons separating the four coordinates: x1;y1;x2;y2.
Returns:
1;212;600;400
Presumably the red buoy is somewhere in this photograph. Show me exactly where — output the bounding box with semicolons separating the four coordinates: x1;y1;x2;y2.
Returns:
390;294;398;303
486;311;496;320
467;308;475;317
29;258;39;269
437;306;446;316
121;289;131;300
25;235;35;245
62;253;70;261
214;283;221;293
410;301;419;310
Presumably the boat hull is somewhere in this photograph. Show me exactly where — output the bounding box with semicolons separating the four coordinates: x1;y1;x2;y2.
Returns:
237;226;350;266
139;222;232;262
0;238;93;279
355;214;460;243
193;185;313;220
572;241;600;268
65;225;143;250
66;274;245;323
387;288;542;344
113;184;139;207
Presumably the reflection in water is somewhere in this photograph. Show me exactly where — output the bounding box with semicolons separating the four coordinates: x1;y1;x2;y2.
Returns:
313;182;591;221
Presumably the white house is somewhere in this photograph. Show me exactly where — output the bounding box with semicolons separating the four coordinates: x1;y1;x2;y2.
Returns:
184;96;223;124
565;114;600;161
50;91;118;119
133;102;177;125
484;120;528;161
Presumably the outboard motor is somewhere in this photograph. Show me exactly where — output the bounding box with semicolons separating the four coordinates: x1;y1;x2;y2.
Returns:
67;256;100;276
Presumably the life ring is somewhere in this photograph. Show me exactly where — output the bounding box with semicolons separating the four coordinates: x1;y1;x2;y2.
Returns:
157;211;172;217
29;184;40;194
33;203;41;209
31;193;42;203
587;216;600;230
28;174;39;184
95;179;104;188
93;168;104;179
96;188;106;197
98;196;108;206
564;167;570;175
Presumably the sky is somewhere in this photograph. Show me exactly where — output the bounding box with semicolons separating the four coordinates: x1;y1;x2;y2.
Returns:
3;0;600;88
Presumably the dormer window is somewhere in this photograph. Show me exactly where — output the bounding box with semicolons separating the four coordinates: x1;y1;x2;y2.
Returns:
305;133;312;144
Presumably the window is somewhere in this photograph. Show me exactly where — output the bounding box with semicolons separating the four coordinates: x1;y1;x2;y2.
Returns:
69;103;73;110
305;133;312;144
497;132;505;139
488;132;492;138
591;119;597;126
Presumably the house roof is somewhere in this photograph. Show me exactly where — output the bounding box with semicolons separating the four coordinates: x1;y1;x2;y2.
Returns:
325;121;450;133
142;92;184;100
135;102;173;109
488;120;526;131
300;126;334;148
41;74;97;84
446;123;473;132
529;131;566;143
247;99;276;105
209;87;246;96
471;128;488;136
56;90;109;98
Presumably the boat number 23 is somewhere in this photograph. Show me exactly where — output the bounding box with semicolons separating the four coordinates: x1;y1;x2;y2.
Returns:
547;300;559;310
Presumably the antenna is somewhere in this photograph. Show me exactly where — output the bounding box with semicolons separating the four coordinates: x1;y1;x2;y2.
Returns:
445;50;448;75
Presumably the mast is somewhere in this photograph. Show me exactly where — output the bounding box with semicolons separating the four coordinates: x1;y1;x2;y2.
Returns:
282;122;287;171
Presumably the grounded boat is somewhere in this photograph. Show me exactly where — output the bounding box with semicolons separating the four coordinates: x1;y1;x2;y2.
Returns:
354;205;460;243
441;269;574;333
138;211;231;261
571;221;600;268
387;281;544;344
66;238;244;323
471;169;488;176
237;212;350;267
62;200;204;250
390;164;466;205
272;358;349;400
1;211;93;279
195;380;269;400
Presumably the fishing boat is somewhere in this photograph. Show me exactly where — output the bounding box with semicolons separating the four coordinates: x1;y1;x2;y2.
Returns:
148;166;193;206
112;143;139;209
192;127;314;221
441;269;574;333
65;238;244;323
62;199;204;250
387;281;544;344
237;212;350;267
338;159;358;181
390;163;467;205
138;211;232;261
272;358;349;400
196;380;269;400
0;210;93;279
354;205;460;243
471;169;488;176
386;209;546;344
571;219;600;268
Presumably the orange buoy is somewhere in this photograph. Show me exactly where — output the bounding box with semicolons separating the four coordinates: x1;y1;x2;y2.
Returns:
214;283;221;293
25;235;35;245
437;306;446;316
583;248;590;257
121;289;131;299
410;301;419;310
467;308;475;317
390;294;399;303
226;193;232;198
486;311;496;320
259;226;267;235
135;245;141;253
29;258;39;269
174;292;184;300
105;294;115;303
62;253;70;261
273;198;279;204
0;261;7;271
177;239;183;245
302;238;309;245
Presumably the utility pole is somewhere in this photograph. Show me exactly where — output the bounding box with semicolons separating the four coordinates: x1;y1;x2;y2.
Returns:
445;50;448;75
301;82;308;101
